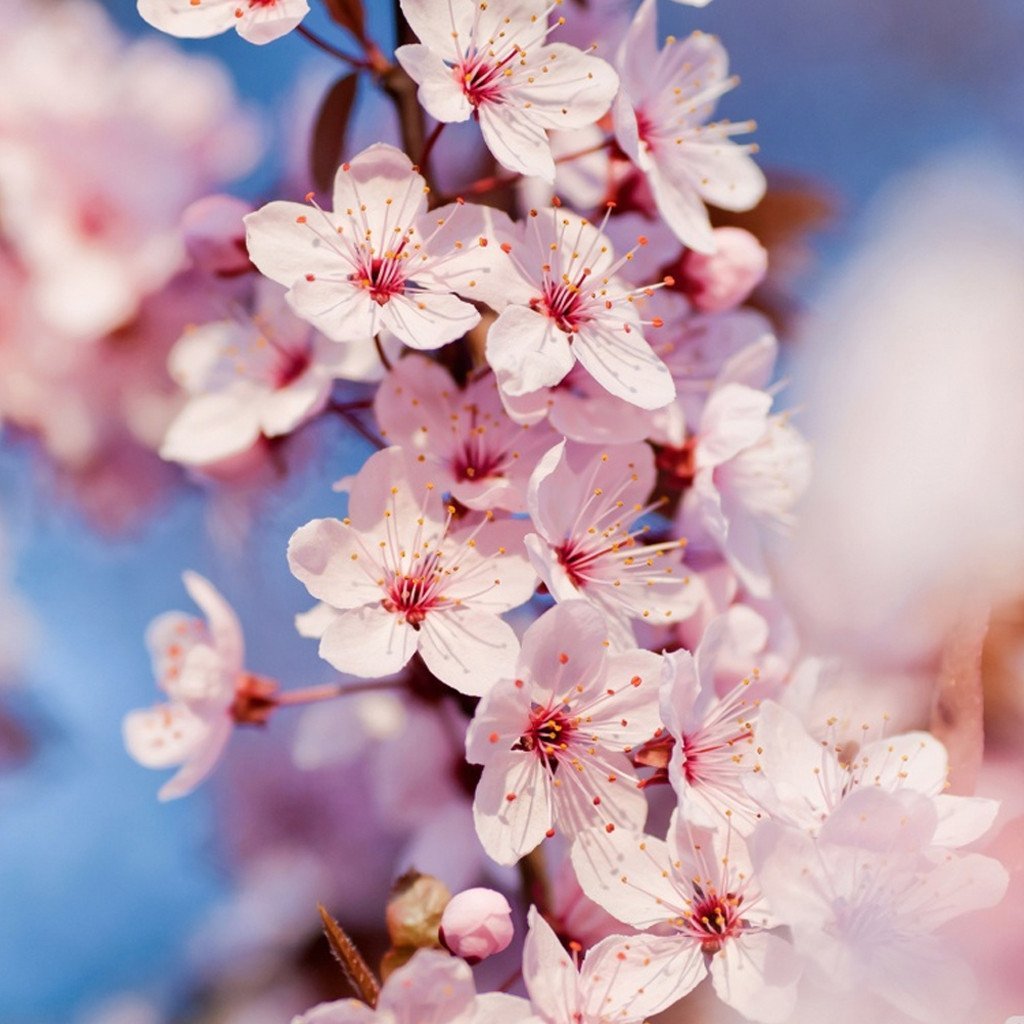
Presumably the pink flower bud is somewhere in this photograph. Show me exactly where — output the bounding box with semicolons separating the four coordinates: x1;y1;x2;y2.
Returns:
439;887;514;963
181;194;253;276
679;227;768;313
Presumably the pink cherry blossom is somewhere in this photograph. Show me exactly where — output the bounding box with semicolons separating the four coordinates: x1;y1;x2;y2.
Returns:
138;0;309;45
160;280;357;467
440;887;514;962
123;571;260;800
678;382;811;597
499;365;656;446
647;615;764;832
0;1;259;338
481;207;676;408
374;354;558;513
678;226;768;313
652;307;778;448
395;0;619;182
521;906;684;1024
525;440;698;648
752;788;1009;1024
747;700;1000;848
287;446;537;695
466;601;661;865
572;817;801;1023
293;947;535;1024
613;0;765;252
244;144;500;350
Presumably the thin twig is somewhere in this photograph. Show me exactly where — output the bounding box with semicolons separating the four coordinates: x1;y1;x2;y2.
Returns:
296;24;371;69
374;334;394;372
276;679;406;706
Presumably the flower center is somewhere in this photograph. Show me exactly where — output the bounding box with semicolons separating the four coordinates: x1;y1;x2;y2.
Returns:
532;281;591;334
350;255;407;307
687;886;744;953
514;704;576;765
381;555;444;627
456;50;517;108
272;346;311;389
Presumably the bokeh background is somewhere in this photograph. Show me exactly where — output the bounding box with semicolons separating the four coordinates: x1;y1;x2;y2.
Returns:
2;1;1023;1021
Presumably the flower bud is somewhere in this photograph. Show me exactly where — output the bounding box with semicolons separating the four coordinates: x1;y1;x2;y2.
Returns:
679;227;768;313
385;871;451;951
439;887;514;963
181;194;253;276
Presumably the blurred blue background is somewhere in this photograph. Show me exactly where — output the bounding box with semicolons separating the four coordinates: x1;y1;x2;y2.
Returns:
1;1;1022;1020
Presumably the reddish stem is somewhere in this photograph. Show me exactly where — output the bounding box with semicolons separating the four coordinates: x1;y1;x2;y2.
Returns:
296;24;372;70
276;679;406;707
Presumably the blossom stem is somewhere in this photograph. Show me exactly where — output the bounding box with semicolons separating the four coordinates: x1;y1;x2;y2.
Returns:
275;679;405;707
374;333;394;372
417;121;446;175
440;137;614;202
296;24;372;70
517;846;553;918
328;403;386;449
497;967;523;993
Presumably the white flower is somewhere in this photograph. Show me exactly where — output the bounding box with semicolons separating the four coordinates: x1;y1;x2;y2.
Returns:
287;446;537;695
374;354;558;513
395;0;619;182
123;572;254;800
138;0;309;45
160;280;357;466
466;601;661;864
483;207;676;409
294;947;536;1024
613;0;765;252
244;143;502;350
573;816;801;1023
525;440;698;648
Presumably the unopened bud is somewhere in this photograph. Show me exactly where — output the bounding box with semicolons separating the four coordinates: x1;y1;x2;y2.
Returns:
679;227;767;313
385;871;451;951
439;887;514;964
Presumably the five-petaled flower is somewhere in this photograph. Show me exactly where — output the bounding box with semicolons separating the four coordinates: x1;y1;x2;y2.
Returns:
395;0;619;182
466;601;662;865
245;143;502;350
138;0;309;45
288;446;538;695
123;571;276;800
613;0;766;252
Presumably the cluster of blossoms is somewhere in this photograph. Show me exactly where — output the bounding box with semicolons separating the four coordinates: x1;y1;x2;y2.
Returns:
101;0;1013;1022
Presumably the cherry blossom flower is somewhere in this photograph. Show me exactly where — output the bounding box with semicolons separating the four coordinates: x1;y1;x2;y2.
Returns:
751;788;1009;1024
138;0;309;46
521;906;685;1024
244;144;500;350
293;947;535;1024
374;354;558;513
123;571;272;800
653;615;765;832
501;363;656;446
677;382;811;597
613;0;765;252
481;207;676;408
525;440;697;648
677;226;768;313
572;817;801;1023
160;280;363;467
395;0;619;182
287;446;537;695
0;1;259;338
652;308;778;449
466;601;661;865
747;700;1000;848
